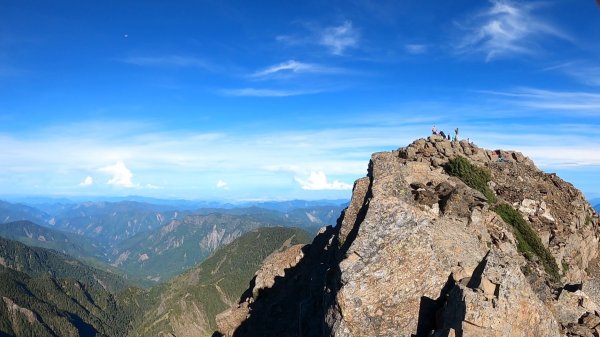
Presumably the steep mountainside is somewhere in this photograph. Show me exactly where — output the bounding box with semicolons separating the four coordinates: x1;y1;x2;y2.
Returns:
0;200;50;225
49;201;185;249
216;136;600;337
195;205;346;232
130;227;312;337
0;220;104;262
0;236;128;292
0;267;134;337
112;213;310;282
285;205;346;229
0;237;133;336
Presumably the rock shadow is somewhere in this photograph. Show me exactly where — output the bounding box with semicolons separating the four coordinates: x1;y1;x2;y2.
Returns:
413;274;456;337
219;161;375;337
230;226;337;337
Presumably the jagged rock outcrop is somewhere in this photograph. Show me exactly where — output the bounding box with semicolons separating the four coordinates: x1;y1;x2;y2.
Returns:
215;136;600;337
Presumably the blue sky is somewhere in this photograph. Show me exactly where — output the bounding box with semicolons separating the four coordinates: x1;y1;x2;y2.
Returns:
1;0;599;201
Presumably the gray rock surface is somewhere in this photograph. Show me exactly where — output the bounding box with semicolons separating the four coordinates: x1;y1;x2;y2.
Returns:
215;137;600;337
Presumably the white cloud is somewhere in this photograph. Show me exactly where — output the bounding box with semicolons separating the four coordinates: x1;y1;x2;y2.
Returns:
320;21;359;55
100;161;135;187
547;62;600;87
252;60;314;77
216;180;228;189
517;146;600;168
251;60;342;78
405;44;428;55
295;171;353;190
79;176;93;187
275;21;359;56
2;108;600;198
481;88;600;113
456;0;569;61
221;88;323;97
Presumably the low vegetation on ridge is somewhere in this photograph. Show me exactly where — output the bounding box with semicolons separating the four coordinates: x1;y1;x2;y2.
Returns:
443;156;497;203
443;156;560;281
493;204;561;281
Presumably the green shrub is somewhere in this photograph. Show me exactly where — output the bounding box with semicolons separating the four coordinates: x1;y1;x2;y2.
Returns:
494;204;560;281
443;156;497;203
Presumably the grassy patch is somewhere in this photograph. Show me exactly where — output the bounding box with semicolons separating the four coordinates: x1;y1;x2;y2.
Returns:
494;204;560;281
443;156;497;203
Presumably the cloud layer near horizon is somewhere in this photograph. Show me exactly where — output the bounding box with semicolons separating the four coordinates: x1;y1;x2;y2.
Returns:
1;99;599;199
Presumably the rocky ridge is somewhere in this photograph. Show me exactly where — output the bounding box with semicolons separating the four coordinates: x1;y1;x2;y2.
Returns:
215;136;600;337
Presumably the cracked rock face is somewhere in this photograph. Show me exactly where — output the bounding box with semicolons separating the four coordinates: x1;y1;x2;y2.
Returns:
328;148;561;337
434;249;560;337
215;137;600;337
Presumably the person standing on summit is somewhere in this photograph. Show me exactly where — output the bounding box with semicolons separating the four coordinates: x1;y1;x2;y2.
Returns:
454;128;459;141
432;125;437;135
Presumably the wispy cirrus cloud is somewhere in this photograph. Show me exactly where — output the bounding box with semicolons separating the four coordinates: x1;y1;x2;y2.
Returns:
241;60;351;97
481;88;600;112
251;60;343;78
277;21;359;56
455;0;569;61
1;112;600;199
319;21;359;55
546;61;600;87
220;87;325;97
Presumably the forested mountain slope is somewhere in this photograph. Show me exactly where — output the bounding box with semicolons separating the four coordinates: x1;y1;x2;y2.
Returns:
131;227;312;337
0;237;133;336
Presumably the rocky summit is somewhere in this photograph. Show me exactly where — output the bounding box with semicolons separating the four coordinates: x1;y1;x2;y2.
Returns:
215;136;600;337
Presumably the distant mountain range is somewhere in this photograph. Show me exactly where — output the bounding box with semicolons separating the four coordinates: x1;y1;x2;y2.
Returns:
0;225;312;337
47;201;185;250
0;198;346;284
588;197;600;211
1;195;347;212
112;213;277;282
0;200;50;225
109;205;345;282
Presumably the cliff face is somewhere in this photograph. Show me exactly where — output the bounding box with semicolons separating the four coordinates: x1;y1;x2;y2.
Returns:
215;136;600;337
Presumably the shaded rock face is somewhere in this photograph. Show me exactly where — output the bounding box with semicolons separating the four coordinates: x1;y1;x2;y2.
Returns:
215;137;600;337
